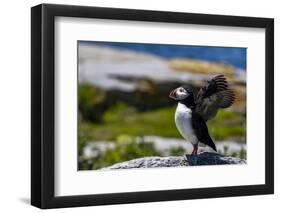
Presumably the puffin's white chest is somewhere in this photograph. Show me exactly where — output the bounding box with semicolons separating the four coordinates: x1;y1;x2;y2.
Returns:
175;103;198;145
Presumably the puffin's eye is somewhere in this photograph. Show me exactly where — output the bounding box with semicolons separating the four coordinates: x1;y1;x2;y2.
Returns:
179;88;184;92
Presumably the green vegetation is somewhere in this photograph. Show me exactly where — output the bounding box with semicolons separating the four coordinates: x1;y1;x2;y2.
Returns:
169;147;186;156
78;85;109;122
79;103;179;141
218;145;246;160
79;102;245;141
79;135;160;170
207;110;246;140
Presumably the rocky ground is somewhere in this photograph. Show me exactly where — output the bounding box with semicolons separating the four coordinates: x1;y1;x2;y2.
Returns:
101;152;246;170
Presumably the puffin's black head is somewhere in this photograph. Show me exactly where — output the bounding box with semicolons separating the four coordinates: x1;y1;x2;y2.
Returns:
169;86;195;107
169;86;192;100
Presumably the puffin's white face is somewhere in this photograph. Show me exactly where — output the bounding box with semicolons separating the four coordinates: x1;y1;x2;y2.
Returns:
169;87;189;100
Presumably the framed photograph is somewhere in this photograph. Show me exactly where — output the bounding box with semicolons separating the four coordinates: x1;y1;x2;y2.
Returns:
31;3;274;209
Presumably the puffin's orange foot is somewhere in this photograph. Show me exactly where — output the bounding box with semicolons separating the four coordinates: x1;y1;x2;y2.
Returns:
191;150;197;155
191;145;198;155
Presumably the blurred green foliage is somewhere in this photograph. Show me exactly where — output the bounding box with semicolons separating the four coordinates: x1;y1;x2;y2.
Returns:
90;103;179;140
79;85;98;122
79;85;111;122
218;145;246;160
169;147;186;156
79;135;160;170
207;110;246;140
79;102;245;141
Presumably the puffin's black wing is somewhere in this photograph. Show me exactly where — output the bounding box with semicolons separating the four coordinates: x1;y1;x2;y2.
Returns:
195;74;235;121
191;112;217;151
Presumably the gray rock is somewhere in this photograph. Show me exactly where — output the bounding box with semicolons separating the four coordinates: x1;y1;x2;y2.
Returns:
186;152;246;166
101;152;246;170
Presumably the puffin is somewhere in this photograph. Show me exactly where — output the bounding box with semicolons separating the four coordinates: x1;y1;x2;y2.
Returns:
169;74;235;155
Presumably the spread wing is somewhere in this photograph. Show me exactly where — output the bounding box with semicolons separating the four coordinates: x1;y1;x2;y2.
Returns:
195;74;235;121
191;112;217;151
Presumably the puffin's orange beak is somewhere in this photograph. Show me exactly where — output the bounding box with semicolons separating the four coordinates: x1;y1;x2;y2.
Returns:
169;89;177;99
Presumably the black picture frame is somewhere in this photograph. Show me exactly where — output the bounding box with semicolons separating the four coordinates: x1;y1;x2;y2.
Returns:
31;3;274;209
